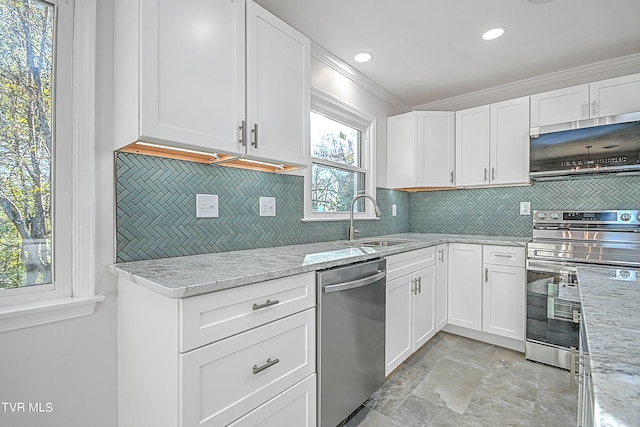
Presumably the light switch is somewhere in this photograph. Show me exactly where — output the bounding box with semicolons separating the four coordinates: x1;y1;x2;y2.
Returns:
392;204;397;217
196;194;219;218
260;197;276;217
520;201;531;216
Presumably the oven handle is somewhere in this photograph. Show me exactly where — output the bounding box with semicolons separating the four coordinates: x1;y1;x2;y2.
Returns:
526;259;577;274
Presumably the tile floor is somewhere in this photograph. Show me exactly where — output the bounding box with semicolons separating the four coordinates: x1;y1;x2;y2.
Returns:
344;332;578;427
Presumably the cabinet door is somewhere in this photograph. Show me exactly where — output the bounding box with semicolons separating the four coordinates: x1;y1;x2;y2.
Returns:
246;1;310;165
482;265;525;340
413;265;436;349
139;0;245;153
490;97;530;185
387;112;418;188
530;84;589;127
447;243;482;331
436;244;448;331
590;73;640;118
455;105;490;186
417;112;455;187
385;274;413;376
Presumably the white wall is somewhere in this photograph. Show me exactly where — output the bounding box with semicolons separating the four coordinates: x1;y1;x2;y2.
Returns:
0;0;118;426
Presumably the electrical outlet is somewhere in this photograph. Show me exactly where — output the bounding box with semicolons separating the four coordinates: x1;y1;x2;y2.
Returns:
392;204;397;217
520;201;531;216
259;197;276;217
196;194;219;218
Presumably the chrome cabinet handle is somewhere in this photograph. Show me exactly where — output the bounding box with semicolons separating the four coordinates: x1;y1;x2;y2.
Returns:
253;358;279;375
253;299;280;311
417;277;422;294
491;167;495;181
239;120;247;146
438;249;444;262
251;123;259;148
582;101;588;118
494;254;512;258
484;168;488;181
592;99;597;117
411;278;417;295
449;171;454;183
485;268;489;282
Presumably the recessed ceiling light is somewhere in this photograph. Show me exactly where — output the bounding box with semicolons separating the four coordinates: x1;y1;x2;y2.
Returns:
482;27;506;41
354;52;373;63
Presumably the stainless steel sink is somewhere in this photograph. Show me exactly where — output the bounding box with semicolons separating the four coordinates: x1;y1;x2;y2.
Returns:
346;239;415;247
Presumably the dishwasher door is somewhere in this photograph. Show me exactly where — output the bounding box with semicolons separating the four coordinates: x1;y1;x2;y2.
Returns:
317;258;386;427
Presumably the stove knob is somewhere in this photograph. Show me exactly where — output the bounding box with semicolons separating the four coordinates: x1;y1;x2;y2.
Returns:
550;212;560;220
537;212;547;220
621;213;632;221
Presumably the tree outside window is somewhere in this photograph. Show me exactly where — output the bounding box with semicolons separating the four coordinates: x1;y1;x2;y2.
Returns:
0;0;54;288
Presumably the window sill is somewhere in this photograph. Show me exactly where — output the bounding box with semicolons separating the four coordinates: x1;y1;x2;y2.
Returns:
301;216;381;222
0;295;105;333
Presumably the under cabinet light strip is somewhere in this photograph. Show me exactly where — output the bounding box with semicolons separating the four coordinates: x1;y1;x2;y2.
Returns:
135;141;221;158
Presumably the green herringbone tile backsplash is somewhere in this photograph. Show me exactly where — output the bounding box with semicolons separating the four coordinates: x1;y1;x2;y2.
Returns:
410;174;640;236
116;153;410;262
116;152;640;261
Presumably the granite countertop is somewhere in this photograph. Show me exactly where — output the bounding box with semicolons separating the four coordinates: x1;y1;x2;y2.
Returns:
577;266;640;427
108;233;529;298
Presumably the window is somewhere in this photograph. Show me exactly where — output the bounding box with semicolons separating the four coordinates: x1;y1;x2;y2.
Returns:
304;89;376;220
0;0;102;331
0;0;54;290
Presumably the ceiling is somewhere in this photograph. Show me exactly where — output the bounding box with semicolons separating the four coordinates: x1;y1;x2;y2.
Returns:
254;0;640;109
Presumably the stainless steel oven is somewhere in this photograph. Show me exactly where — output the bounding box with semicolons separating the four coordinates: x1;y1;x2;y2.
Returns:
526;209;640;369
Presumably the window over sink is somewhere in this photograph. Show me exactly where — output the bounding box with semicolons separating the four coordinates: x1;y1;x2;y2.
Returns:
304;88;376;221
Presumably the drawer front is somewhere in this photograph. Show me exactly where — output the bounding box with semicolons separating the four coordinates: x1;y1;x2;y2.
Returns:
179;272;315;352
180;308;315;427
483;245;525;267
227;374;316;427
386;247;436;281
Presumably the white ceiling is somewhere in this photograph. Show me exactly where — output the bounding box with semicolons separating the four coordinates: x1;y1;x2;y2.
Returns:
254;0;640;109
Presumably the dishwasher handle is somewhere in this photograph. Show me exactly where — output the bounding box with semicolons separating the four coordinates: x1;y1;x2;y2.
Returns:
323;270;386;294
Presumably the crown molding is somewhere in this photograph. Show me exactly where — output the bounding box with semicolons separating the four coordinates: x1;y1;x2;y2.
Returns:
311;42;411;112
415;53;640;111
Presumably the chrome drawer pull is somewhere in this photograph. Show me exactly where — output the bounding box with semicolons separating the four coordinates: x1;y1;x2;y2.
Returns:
252;299;280;310
494;254;513;258
253;358;279;375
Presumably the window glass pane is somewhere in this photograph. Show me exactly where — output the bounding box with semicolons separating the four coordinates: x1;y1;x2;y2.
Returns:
312;163;365;213
0;0;54;288
310;111;360;167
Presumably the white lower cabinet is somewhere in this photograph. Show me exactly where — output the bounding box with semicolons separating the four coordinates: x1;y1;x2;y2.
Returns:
117;272;316;427
385;247;437;376
448;243;525;341
435;244;448;331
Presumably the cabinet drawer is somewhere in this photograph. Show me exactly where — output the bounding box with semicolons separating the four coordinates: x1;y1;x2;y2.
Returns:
180;308;315;427
386;247;436;281
228;374;316;427
179;273;315;352
483;245;525;267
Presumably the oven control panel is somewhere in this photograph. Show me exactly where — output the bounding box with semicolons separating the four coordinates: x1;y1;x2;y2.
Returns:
533;210;640;225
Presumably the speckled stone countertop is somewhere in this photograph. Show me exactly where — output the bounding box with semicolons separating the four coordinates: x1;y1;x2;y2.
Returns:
108;233;528;298
577;266;640;427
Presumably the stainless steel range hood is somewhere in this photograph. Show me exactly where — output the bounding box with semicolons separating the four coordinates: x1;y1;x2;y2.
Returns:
529;119;640;179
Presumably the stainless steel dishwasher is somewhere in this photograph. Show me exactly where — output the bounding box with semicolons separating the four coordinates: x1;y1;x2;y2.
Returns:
317;258;386;427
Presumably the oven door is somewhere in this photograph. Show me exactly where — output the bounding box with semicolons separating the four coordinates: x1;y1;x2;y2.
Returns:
526;259;581;369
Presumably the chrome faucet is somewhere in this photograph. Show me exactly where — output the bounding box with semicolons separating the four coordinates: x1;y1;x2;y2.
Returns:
348;192;382;242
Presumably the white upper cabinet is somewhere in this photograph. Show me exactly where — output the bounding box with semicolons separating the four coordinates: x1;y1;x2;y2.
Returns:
387;111;455;188
530;73;640;129
455;105;490;186
245;2;310;165
456;98;529;187
490;97;530;185
115;0;310;165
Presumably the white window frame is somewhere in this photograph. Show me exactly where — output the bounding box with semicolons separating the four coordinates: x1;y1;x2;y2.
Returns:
303;87;377;221
0;0;103;332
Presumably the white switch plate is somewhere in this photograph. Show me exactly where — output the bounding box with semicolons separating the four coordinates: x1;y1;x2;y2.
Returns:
392;204;397;217
260;197;276;217
196;194;219;218
520;201;531;216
